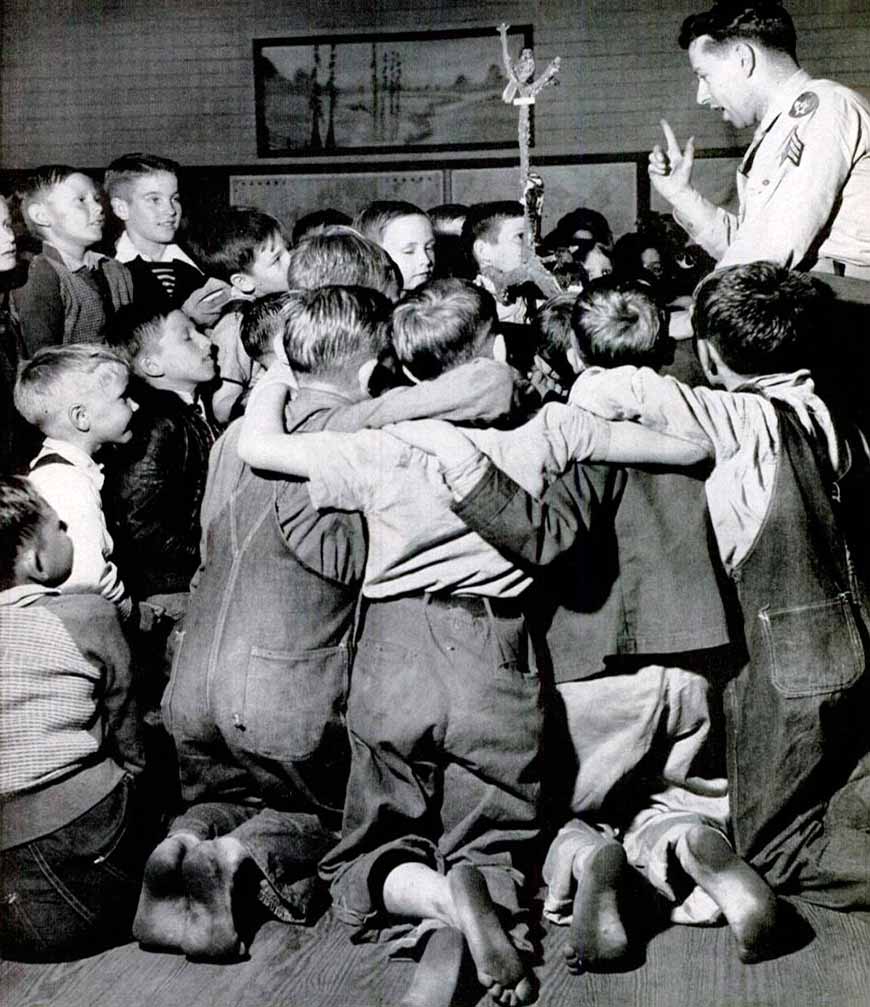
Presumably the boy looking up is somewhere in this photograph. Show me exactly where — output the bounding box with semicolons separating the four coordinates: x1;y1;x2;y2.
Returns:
188;207;291;424
104;305;218;631
0;477;152;960
14;345;136;620
106;152;229;327
462;201;531;326
572;262;870;910
13;167;134;354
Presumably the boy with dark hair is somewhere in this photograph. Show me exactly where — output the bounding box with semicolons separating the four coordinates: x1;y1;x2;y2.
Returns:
106;152;229;326
0;477;152;960
238;277;707;1005
570;261;870;909
12;167;134;354
462;201;532;326
14;345;136;619
187;207;291;424
103;305;218;635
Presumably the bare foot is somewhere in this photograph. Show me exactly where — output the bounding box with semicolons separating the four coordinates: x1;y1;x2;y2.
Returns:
447;865;535;1006
133;833;200;950
676;825;781;963
400;926;467;1007
181;836;251;960
564;839;629;974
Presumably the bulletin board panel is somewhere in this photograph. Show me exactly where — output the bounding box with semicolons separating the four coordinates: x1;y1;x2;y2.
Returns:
450;162;639;240
229;171;445;233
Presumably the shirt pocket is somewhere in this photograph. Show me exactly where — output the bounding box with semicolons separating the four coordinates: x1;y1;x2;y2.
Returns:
241;645;349;761
760;593;865;698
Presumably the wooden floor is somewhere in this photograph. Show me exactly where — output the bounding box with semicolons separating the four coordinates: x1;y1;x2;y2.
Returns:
4;899;869;1007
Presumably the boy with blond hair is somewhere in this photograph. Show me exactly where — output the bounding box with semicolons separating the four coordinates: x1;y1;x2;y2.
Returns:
14;345;136;619
13;166;134;354
106;152;229;326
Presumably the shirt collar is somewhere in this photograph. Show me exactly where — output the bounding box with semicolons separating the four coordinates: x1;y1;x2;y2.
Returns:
35;437;105;488
115;230;199;269
752;69;813;143
42;242;106;273
0;584;60;608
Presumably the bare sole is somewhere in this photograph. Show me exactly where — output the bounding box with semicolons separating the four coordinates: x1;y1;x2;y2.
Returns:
447;864;535;1006
678;825;782;964
132;834;198;950
564;840;629;974
181;839;245;961
400;926;467;1007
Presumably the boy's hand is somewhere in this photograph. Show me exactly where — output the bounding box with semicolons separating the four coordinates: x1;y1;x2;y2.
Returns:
387;419;481;472
182;278;234;327
649;119;695;205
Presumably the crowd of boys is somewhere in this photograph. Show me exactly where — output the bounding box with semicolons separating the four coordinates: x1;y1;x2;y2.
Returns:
1;7;869;1003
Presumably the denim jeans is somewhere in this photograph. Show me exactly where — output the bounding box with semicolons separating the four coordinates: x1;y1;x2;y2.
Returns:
170;801;338;923
321;594;543;937
0;776;155;960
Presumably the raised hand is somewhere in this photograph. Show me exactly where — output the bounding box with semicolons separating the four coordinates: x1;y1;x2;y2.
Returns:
648;119;695;205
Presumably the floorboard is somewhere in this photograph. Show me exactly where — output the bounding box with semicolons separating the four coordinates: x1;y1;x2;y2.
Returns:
4;901;869;1007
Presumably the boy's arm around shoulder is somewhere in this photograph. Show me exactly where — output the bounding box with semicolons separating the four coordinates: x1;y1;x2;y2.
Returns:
452;457;622;570
570;365;724;458
53;594;145;776
237;369;330;477
360;358;516;429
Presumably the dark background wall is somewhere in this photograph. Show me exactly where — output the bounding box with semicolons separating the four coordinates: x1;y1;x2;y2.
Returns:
1;1;868;232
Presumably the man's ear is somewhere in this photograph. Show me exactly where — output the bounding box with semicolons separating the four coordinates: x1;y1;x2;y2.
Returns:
68;402;90;432
230;272;256;296
26;201;51;231
734;41;756;76
110;197;130;222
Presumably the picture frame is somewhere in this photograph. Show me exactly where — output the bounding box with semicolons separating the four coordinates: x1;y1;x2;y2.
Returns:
252;25;533;158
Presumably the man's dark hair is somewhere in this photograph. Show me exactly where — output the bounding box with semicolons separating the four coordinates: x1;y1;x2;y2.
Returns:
679;1;797;59
542;207;613;252
692;261;830;374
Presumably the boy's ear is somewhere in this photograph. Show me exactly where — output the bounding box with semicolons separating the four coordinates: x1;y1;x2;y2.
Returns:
138;353;163;378
357;357;379;395
110;196;131;222
26;201;51;231
566;345;585;376
473;237;491;269
230;271;256;296
695;338;719;381
68;402;91;432
14;542;43;585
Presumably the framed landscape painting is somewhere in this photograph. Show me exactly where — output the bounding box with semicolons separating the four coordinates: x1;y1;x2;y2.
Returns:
253;26;533;157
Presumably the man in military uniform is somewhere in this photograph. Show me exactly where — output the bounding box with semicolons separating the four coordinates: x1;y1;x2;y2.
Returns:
649;1;870;278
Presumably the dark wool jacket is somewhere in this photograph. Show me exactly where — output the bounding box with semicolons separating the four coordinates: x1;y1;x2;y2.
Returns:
102;379;218;598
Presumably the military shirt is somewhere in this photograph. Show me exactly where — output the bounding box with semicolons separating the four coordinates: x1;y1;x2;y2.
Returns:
676;70;870;273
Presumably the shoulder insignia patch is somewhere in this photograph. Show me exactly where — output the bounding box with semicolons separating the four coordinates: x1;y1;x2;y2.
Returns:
789;91;819;118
